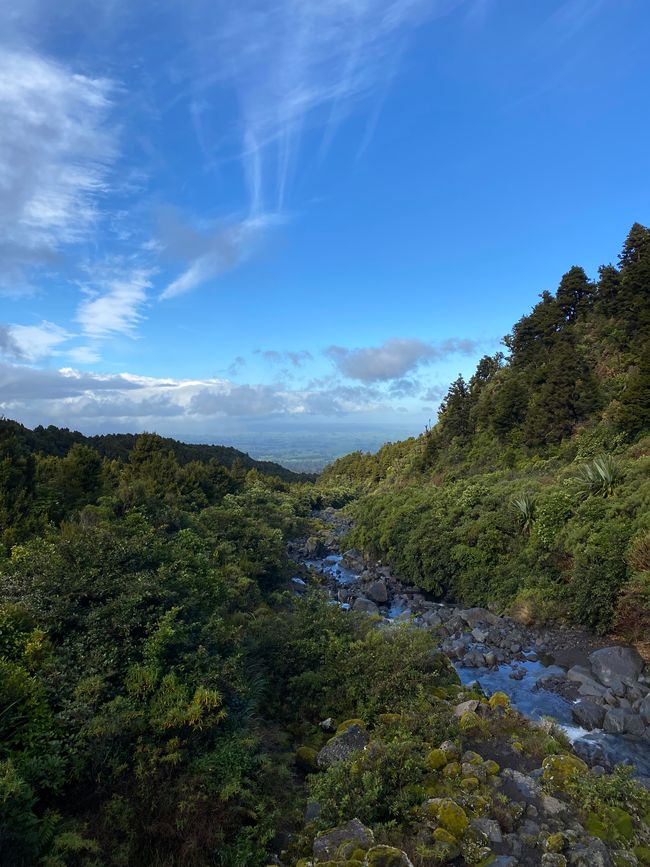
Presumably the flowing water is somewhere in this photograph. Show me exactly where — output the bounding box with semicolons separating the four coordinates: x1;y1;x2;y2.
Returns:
301;553;650;778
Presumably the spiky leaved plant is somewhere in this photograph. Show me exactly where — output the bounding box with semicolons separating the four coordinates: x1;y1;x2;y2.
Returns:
574;454;623;499
511;493;536;535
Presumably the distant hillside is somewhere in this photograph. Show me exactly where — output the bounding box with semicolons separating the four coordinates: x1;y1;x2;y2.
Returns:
0;418;313;483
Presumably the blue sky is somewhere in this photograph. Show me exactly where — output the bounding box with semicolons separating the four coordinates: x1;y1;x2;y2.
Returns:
1;0;649;448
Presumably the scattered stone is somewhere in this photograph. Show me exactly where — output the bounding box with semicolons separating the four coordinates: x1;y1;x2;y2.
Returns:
313;818;374;861
472;817;503;843
454;699;479;717
317;725;369;768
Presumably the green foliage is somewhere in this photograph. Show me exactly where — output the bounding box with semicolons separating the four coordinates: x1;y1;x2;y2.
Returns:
574;454;624;498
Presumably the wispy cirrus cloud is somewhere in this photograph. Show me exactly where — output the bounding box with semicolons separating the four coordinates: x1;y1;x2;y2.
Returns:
161;0;468;297
0;47;116;294
76;266;153;338
325;337;479;382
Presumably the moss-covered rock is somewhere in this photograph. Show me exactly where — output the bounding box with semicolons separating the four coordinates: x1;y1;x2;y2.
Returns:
364;845;412;866
461;750;483;765
433;828;457;844
426;748;448;770
336;718;365;735
443;761;461;778
460;776;479;791
296;746;320;772
546;832;566;853
541;754;588;787
437;799;469;837
483;759;500;776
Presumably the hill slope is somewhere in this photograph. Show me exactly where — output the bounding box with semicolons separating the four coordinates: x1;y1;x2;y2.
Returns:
321;223;650;638
0;417;313;483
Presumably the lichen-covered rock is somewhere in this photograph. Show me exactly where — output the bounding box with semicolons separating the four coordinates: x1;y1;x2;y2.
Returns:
433;828;457;844
439;740;460;761
336;718;365;735
442;761;461;777
364;845;413;866
483;759;500;776
317;725;369;769
546;832;566;852
429;798;469;837
296;746;319;772
541;754;588;787
313;818;374;862
426;748;448;770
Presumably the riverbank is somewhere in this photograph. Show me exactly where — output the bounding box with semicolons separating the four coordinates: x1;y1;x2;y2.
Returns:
289;508;650;782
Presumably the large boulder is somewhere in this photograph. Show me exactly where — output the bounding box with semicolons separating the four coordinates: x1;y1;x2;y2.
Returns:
459;607;502;627
366;579;388;604
353;597;380;616
571;699;606;731
317;724;369;768
313;817;374;861
589;646;644;689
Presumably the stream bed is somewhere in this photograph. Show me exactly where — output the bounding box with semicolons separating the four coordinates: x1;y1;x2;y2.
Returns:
300;551;650;780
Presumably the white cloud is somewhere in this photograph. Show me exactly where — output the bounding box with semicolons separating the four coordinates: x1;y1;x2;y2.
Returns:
325;337;479;382
0;361;392;431
77;267;153;337
2;321;70;361
0;47;116;293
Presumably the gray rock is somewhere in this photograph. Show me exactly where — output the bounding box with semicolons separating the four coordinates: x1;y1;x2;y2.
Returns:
317;725;369;768
571;700;606;731
353;597;380;616
485;651;498;667
460;607;503;627
501;768;541;800
640;694;650;724
578;681;608;699
603;708;628;734
366;579;388;604
589;645;644;688
304;801;321;822
490;859;519;867
541;795;568;817
472;818;503;843
454;699;480;717
623;713;645;736
313;818;374;861
567;665;597;684
472;627;488;643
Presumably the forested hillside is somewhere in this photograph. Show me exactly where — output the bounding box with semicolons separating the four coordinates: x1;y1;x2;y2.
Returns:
0;419;312;485
322;223;650;637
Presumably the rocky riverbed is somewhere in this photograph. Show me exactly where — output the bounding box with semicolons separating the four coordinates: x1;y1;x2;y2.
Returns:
288;508;650;782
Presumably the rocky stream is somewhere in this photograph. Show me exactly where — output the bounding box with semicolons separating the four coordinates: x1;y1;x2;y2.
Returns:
289;509;650;784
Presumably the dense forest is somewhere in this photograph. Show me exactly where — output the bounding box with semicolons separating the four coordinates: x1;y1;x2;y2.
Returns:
1;224;650;866
323;222;650;638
